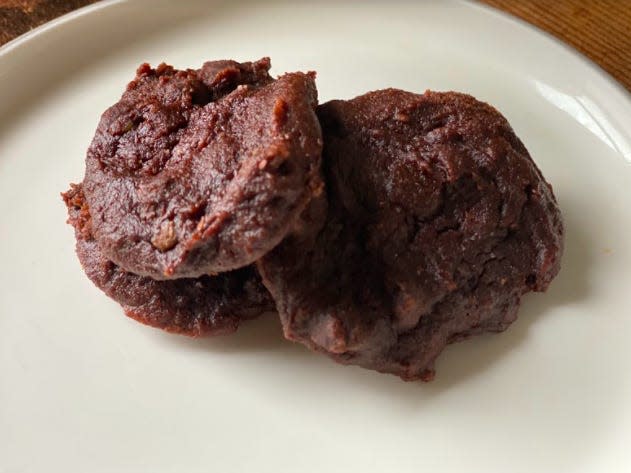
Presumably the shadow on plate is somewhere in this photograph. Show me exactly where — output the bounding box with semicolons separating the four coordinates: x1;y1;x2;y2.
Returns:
358;207;590;399
159;310;310;358
160;204;589;401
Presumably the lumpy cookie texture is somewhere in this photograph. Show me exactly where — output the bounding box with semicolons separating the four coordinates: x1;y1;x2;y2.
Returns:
83;58;323;279
65;58;564;380
258;89;563;380
63;184;273;337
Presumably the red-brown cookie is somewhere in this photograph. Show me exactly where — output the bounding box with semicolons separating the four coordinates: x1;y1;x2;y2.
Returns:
83;58;323;279
258;89;564;380
63;184;273;336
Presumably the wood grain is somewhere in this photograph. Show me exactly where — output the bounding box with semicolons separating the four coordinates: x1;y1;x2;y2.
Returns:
0;0;93;44
479;0;631;91
0;0;630;91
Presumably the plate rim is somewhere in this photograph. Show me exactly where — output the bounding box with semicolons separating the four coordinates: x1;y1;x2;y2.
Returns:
0;0;124;56
2;0;630;107
467;0;631;102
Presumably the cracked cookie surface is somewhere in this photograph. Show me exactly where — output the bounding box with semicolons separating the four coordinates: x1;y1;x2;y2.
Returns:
258;89;564;380
83;58;323;279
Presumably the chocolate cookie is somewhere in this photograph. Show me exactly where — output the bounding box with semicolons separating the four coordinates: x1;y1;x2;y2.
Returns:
258;89;564;380
83;58;323;279
63;184;273;336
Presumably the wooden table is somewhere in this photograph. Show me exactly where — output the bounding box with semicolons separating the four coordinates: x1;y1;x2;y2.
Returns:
1;0;630;91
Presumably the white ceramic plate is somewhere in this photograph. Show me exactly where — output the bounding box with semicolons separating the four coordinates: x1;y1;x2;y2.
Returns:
2;1;630;472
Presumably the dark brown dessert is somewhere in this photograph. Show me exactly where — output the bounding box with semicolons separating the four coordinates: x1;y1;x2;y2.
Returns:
257;89;564;381
83;58;323;279
63;184;273;336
